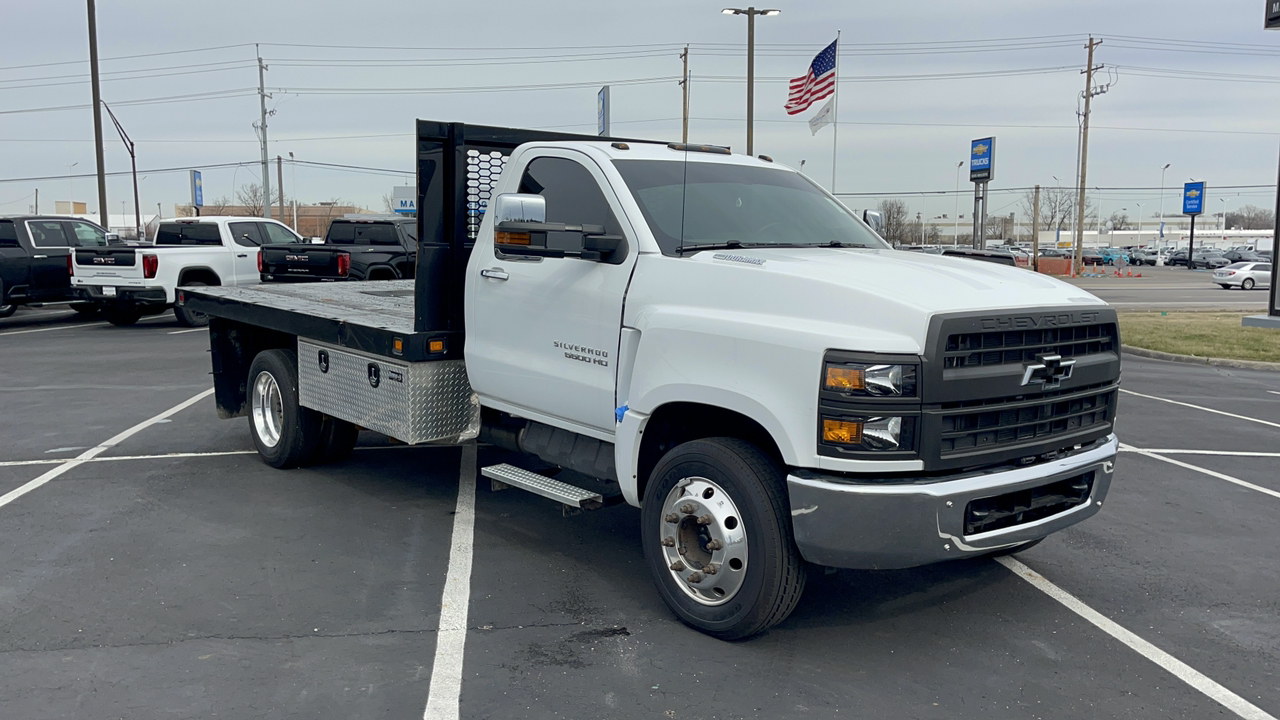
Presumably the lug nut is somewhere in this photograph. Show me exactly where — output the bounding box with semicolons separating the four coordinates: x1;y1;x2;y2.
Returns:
686;572;704;584
664;513;680;524
706;539;723;551
680;503;696;515
670;560;685;571
703;563;718;575
678;547;687;555
661;537;675;547
697;514;713;525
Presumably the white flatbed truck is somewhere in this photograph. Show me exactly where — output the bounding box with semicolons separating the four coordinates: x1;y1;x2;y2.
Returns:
181;121;1121;639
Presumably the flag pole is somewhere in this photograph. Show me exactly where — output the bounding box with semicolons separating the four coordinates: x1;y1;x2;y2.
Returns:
830;30;840;193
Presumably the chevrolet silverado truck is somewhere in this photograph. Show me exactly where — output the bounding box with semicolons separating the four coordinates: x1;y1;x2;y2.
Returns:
1;215;116;318
259;216;418;282
180;121;1121;639
72;215;302;326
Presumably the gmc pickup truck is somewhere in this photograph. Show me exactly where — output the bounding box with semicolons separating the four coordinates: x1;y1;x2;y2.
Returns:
259;216;417;282
181;121;1121;639
72;215;302;326
1;215;116;318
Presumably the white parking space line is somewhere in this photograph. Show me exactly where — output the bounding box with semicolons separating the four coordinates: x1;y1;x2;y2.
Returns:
1120;443;1280;501
1269;391;1280;396
0;444;428;469
0;389;214;511
167;328;206;335
422;442;477;720
1119;447;1280;458
0;322;108;337
1119;389;1280;430
997;557;1277;720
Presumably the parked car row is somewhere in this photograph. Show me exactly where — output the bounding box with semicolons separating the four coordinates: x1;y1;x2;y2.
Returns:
0;215;121;318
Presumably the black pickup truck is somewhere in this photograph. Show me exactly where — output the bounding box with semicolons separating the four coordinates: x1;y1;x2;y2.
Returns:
259;217;417;282
0;215;115;318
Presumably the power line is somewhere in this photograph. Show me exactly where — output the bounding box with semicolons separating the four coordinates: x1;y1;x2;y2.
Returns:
0;63;259;91
0;160;259;184
276;76;679;96
0;43;255;72
0;88;259;116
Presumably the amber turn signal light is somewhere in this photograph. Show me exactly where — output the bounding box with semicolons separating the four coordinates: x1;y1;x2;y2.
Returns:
429;339;446;354
825;366;865;392
496;231;531;246
822;418;863;445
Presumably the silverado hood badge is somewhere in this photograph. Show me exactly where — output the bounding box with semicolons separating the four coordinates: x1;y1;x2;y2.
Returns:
1021;353;1075;390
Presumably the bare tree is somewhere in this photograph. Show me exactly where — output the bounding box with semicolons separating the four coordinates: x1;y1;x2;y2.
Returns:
206;195;231;214
876;199;911;246
382;193;397;214
1107;211;1131;231
235;183;283;217
1225;204;1274;230
1020;186;1094;233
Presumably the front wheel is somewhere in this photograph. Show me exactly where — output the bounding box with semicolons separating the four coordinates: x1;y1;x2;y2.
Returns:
0;304;15;318
641;438;806;640
1243;278;1256;291
247;349;323;468
174;281;210;327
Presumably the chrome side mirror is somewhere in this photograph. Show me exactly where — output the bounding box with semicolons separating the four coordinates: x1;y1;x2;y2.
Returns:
493;193;546;224
862;210;884;234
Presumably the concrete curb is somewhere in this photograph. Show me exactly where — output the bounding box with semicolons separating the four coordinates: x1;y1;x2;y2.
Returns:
1122;344;1280;373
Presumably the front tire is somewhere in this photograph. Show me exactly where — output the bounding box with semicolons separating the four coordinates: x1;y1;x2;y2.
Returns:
247;349;323;468
0;304;15;318
1243;278;1256;290
641;438;806;640
173;281;210;327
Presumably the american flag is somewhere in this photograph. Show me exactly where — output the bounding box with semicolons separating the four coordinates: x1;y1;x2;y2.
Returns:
785;39;838;116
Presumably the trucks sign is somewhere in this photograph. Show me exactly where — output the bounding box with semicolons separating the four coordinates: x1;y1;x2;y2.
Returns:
970;137;994;183
190;170;203;208
1183;181;1206;216
1268;0;1280;28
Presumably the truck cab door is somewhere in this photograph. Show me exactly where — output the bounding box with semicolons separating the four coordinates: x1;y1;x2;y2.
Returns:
25;220;73;298
227;222;267;285
466;151;637;435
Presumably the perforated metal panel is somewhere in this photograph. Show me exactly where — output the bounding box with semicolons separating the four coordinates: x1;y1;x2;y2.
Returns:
466;149;509;240
297;339;478;444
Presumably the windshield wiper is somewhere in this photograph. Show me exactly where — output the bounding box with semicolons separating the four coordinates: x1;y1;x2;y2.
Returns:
677;241;742;254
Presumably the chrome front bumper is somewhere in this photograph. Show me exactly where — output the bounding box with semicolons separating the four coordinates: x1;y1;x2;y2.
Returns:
787;435;1118;569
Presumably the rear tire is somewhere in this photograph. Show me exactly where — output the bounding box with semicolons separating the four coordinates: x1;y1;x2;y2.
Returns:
70;302;100;318
1243;278;1256;291
308;416;360;465
105;307;141;326
173;281;210;327
0;304;15;319
247;349;323;469
641;437;806;640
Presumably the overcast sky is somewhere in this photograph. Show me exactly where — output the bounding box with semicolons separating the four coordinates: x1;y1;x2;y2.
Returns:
3;0;1280;228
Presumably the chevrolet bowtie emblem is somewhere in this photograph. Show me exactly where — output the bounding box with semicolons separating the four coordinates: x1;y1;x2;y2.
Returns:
1187;189;1200;198
1021;353;1076;390
972;144;988;155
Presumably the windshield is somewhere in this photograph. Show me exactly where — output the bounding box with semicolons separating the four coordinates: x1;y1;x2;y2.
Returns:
612;159;888;255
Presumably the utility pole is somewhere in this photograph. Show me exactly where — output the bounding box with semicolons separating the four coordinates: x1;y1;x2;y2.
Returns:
86;0;108;229
34;189;38;214
1074;36;1106;275
102;102;141;244
680;45;690;143
722;8;779;156
255;45;272;219
1032;184;1041;271
277;155;285;221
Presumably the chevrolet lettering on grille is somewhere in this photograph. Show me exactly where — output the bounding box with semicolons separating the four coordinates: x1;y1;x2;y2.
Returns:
1021;353;1076;390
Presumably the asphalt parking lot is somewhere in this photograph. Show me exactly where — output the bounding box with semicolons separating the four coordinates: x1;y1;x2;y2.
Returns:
1061;264;1271;310
1;306;1278;720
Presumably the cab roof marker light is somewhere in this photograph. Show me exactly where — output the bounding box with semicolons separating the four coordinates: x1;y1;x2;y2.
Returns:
758;155;773;162
611;142;630;150
666;143;731;156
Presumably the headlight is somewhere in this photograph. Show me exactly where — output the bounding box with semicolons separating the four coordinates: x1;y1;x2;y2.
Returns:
822;416;908;451
824;362;917;397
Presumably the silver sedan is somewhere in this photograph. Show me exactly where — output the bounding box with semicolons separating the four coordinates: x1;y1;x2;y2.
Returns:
1213;262;1273;290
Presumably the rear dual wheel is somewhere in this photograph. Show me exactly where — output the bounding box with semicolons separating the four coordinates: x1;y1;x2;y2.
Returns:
248;349;358;468
642;438;806;640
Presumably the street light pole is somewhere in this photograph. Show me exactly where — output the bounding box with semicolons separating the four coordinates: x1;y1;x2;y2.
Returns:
86;0;108;229
1158;162;1170;244
953;160;963;246
1135;202;1144;248
722;7;779;156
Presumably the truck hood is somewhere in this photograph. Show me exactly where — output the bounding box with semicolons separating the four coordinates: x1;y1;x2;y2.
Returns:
626;247;1107;356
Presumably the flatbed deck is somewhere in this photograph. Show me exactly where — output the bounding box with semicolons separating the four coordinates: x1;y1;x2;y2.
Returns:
182;281;448;362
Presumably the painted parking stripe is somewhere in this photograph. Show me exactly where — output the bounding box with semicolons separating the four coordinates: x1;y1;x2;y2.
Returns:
1119;447;1280;458
998;557;1277;720
1119;389;1280;430
0;322;108;337
0;388;214;510
1120;443;1280;500
0;444;428;469
422;442;478;720
167;328;206;335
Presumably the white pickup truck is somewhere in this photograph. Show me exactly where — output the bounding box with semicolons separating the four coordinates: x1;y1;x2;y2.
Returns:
180;121;1121;639
71;215;302;326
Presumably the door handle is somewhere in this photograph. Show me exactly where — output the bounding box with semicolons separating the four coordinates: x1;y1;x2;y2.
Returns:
237;253;248;258
32;254;48;259
480;268;509;281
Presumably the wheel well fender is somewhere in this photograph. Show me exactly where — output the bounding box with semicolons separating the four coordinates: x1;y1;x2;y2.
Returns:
209;318;295;418
177;267;222;287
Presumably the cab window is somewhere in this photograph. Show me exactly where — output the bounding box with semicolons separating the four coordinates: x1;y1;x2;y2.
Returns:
260;222;300;245
514;157;622;253
229;222;264;247
27;221;70;248
154;222;222;246
0;220;17;247
67;221;108;247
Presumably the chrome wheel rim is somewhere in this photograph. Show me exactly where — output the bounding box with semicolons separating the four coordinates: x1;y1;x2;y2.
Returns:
658;476;748;607
251;371;284;448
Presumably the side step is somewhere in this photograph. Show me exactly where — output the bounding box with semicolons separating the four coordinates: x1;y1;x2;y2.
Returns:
481;463;604;514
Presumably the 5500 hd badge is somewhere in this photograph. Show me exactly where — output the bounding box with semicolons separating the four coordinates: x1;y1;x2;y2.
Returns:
554;341;609;367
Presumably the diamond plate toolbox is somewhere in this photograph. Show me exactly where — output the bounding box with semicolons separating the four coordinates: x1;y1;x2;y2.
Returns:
297;339;477;444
